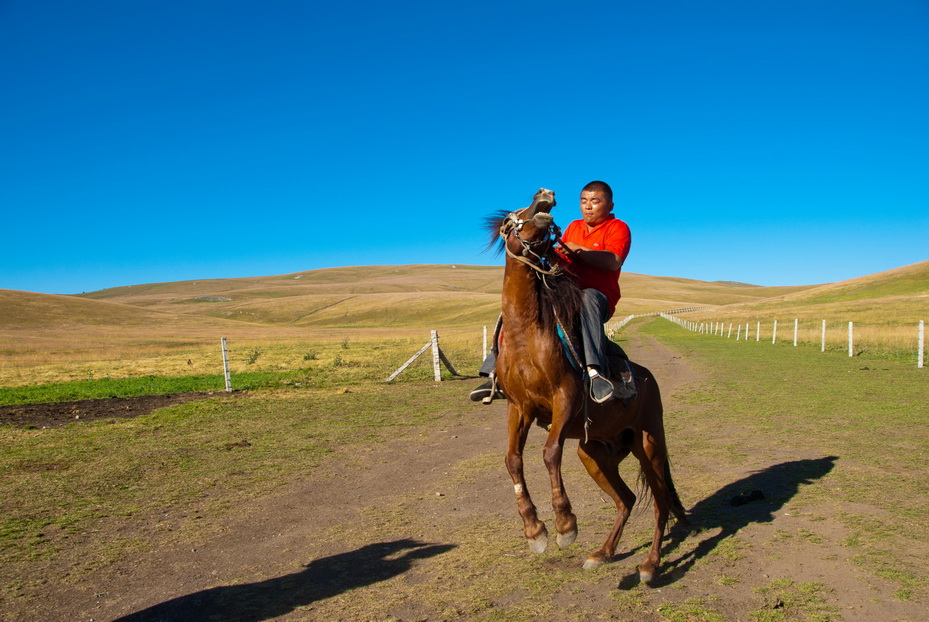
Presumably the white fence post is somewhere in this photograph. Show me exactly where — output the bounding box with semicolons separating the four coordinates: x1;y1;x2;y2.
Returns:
919;320;925;369
756;321;760;342
387;330;458;382
821;320;826;353
736;324;741;341
848;321;854;357
431;330;442;381
221;337;232;393
772;320;778;344
794;319;799;347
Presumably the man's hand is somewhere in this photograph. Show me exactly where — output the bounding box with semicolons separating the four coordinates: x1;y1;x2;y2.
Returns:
560;241;622;271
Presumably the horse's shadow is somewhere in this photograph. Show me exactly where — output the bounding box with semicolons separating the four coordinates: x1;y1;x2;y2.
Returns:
620;456;838;588
114;538;456;622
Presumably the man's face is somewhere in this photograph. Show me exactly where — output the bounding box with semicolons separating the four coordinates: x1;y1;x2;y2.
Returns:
579;190;613;227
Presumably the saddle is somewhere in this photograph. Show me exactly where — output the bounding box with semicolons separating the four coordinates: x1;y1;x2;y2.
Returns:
486;316;637;403
603;340;637;402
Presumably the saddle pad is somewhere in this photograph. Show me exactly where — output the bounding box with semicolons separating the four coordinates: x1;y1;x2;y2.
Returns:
556;324;583;374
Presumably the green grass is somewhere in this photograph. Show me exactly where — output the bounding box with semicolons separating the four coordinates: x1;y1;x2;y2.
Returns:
0;338;485;406
0;370;308;406
749;579;838;621
658;599;727;621
0;381;456;570
637;316;929;598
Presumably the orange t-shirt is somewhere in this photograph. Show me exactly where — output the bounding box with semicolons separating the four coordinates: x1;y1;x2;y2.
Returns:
559;215;631;316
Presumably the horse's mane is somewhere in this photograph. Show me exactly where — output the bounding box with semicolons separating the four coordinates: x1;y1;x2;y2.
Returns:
482;211;583;337
538;252;583;338
482;210;511;256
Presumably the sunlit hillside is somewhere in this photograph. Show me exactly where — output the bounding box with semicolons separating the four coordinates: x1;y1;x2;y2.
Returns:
677;260;929;325
2;261;924;386
672;260;928;356
75;264;820;325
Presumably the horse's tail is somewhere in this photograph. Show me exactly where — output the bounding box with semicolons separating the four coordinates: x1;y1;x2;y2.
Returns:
634;456;689;527
663;458;689;526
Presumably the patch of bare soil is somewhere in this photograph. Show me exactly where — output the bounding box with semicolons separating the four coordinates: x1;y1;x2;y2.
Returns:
0;393;216;429
4;327;925;621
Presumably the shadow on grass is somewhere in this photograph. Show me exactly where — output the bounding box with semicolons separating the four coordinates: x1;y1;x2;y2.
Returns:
114;538;456;622
618;456;838;589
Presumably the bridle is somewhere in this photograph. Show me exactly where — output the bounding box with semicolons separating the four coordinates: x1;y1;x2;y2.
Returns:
499;210;564;276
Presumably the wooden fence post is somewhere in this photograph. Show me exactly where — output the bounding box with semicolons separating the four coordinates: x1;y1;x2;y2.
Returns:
794;319;799;347
821;320;826;353
387;330;459;382
772;320;778;344
431;330;442;381
848;321;854;357
756;321;760;342
221;337;232;393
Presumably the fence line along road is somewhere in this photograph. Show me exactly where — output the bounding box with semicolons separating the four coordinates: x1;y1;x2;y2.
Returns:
657;313;926;369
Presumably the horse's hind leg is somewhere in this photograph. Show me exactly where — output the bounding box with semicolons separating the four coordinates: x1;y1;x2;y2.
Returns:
505;404;548;553
577;441;635;569
633;429;674;584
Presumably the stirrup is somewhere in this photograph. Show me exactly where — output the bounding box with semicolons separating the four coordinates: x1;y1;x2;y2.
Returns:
589;371;614;404
482;373;505;405
469;374;505;404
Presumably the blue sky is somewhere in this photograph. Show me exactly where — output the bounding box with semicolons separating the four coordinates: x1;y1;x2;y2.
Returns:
2;0;927;295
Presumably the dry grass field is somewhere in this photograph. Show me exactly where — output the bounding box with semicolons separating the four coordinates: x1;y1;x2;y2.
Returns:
1;261;926;389
0;265;792;388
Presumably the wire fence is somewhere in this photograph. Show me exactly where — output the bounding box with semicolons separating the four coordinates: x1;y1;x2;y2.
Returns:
657;313;926;368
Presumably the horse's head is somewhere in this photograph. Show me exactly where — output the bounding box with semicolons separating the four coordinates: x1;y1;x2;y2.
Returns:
485;188;560;263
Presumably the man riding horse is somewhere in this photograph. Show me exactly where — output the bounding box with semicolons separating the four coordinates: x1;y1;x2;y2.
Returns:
471;180;635;404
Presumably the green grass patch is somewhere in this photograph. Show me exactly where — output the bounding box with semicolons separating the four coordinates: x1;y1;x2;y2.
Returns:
636;316;929;598
0;380;461;572
749;578;838;621
658;598;727;621
0;371;305;406
0;338;483;406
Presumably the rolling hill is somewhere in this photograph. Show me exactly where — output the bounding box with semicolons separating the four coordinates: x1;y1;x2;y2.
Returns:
69;264;821;328
675;259;929;325
3;260;926;333
1;261;925;386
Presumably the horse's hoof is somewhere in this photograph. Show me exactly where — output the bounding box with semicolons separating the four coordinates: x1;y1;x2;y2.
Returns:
583;557;605;570
556;528;577;549
638;568;655;585
528;532;548;554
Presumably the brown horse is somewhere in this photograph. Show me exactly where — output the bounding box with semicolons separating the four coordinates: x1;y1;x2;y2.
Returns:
488;188;687;583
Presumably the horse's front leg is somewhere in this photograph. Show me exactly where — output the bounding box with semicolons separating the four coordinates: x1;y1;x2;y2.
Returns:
504;404;548;553
542;403;578;548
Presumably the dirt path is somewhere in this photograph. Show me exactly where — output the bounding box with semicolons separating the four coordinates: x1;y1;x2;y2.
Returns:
8;328;925;621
